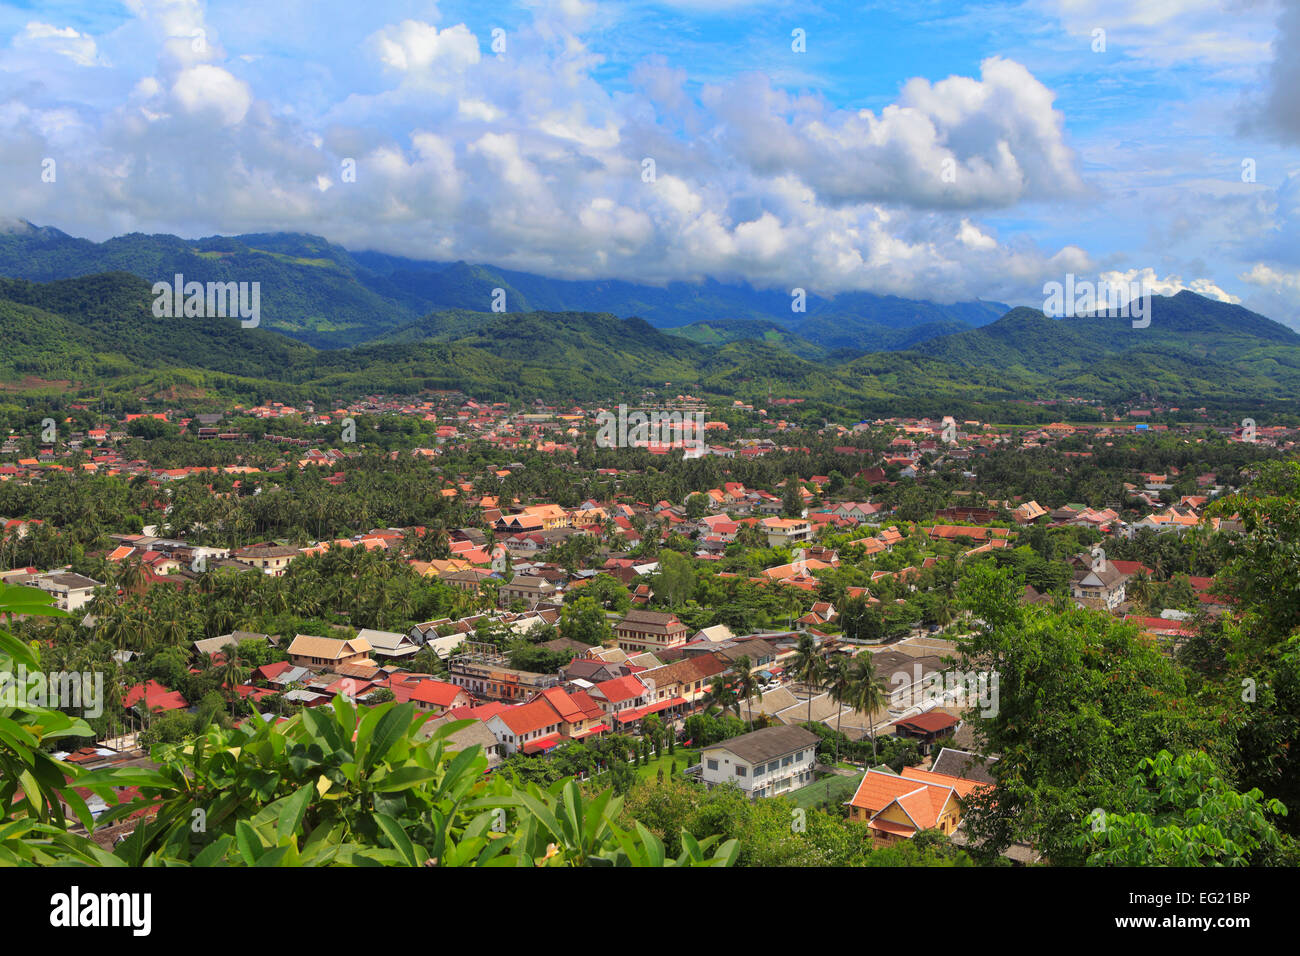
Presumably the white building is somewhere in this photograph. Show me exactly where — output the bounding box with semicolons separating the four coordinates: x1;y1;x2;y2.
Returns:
700;725;820;799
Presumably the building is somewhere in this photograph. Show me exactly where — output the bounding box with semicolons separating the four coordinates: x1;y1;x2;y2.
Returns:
760;517;812;548
30;571;102;612
355;628;422;660
699;725;819;799
613;609;688;654
1070;555;1128;610
892;711;961;754
286;634;375;670
483;686;608;755
846;766;985;845
497;575;558;609
447;642;560;701
233;544;300;576
386;673;472;713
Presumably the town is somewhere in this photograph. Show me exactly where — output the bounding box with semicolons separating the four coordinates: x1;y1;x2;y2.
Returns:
2;389;1292;866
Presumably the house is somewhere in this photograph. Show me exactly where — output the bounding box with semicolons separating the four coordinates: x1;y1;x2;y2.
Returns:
481;686;608;754
487;698;567;755
892;711;961;754
613;609;689;654
586;675;656;730
446;652;560;702
639;655;728;710
760;517;812;547
193;631;274;660
1011;500;1048;524
1069;555;1128;610
123;680;189;713
355;628;422;660
286;634;375;670
930;746;999;785
699;725;820;799
846;765;983;844
387;673;472;713
29;572;102;612
417;715;503;769
497;575;558;609
232;543;300;576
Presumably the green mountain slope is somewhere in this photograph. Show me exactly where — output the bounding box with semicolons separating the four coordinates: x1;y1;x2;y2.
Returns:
0;221;1008;350
0;270;1297;417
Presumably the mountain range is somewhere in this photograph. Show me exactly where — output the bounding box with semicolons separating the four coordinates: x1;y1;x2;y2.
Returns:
1;221;1298;421
0;220;1005;351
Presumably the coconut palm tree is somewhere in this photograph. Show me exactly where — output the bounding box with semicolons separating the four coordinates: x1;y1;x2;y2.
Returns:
730;655;762;731
847;652;888;761
824;655;853;765
791;634;826;730
117;558;147;597
216;642;249;701
703;676;736;720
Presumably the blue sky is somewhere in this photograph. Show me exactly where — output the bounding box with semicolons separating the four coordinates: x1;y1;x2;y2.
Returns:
1;0;1298;325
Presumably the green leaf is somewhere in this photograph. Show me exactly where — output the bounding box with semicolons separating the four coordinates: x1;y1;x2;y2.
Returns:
374;812;418;866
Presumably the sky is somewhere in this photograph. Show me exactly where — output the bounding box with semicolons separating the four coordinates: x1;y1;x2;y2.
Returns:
1;0;1299;325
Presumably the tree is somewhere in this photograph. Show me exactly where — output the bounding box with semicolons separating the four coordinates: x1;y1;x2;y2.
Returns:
782;481;803;518
846;653;888;761
559;596;613;646
791;634;826;729
824;656;852;765
216;642;250;701
954;560;1221;864
653;550;696;608
730;656;761;731
1077;750;1292;866
87;698;739;867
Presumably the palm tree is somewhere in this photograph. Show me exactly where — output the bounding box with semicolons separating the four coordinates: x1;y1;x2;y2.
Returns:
731;655;762;731
703;676;736;720
117;558;147;597
847;652;888;762
216;642;249;700
791;634;826;730
824;656;853;765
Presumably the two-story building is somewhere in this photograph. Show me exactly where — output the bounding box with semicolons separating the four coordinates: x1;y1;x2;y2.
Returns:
497;575;558;609
613;609;688;654
699;725;819;799
760;517;812;548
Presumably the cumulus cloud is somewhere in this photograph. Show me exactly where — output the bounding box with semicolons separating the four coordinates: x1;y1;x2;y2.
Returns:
703;57;1083;210
170;64;252;126
368;19;481;78
1239;261;1300;329
1099;267;1242;303
0;0;1145;306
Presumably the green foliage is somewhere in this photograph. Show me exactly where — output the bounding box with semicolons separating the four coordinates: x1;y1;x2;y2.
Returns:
955;561;1224;864
1078;750;1291;866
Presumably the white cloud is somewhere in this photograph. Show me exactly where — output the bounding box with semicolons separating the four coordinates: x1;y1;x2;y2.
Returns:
13;22;103;67
1099;267;1241;303
170;64;252;126
1040;0;1278;66
704;56;1084;210
368;20;480;77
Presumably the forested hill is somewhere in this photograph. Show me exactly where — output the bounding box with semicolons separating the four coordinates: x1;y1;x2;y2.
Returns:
2;270;1299;419
0;220;1006;349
